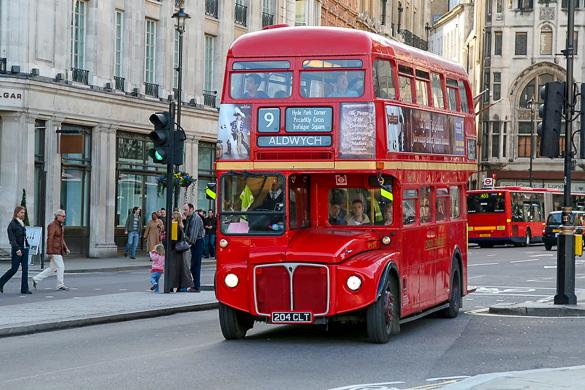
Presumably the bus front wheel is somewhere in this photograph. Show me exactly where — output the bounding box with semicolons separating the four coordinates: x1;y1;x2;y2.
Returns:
219;303;254;340
366;276;400;344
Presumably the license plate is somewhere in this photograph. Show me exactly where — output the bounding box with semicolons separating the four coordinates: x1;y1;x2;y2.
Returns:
479;234;491;237
271;312;312;324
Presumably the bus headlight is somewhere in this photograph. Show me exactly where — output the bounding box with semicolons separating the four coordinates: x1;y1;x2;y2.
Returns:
346;275;362;291
219;239;228;248
225;273;239;288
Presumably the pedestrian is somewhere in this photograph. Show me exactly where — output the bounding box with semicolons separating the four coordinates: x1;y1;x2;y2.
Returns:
0;206;31;294
204;209;217;259
32;209;70;291
124;206;142;259
149;243;165;293
183;203;205;292
167;211;194;292
143;212;163;253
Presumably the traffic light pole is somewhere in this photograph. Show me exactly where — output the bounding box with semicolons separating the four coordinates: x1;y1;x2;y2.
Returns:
163;101;176;294
555;0;577;305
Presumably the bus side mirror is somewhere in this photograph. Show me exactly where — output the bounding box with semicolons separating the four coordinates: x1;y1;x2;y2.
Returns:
205;183;217;200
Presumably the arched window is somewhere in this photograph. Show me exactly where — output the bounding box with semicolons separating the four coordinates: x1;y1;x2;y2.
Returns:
540;25;553;55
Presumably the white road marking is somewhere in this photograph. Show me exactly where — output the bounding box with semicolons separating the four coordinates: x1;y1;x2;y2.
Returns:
469;262;498;267
544;266;557;269
469;275;484;279
94;288;103;291
45;296;54;298
118;288;129;291
426;376;470;382
328;381;405;390
473;293;550;297
526;279;537;282
529;254;554;257
511;259;542;263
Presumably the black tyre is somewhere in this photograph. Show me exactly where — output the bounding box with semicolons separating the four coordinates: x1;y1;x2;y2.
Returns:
544;243;553;251
478;242;494;248
218;303;254;340
438;267;461;318
366;275;400;344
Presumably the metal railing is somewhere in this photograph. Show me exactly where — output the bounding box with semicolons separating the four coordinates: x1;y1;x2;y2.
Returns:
401;30;428;51
235;3;247;26
205;0;218;18
114;76;125;91
71;68;89;84
262;12;274;27
144;82;159;98
203;90;217;108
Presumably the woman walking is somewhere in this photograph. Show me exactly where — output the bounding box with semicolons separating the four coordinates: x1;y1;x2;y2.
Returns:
0;206;31;294
167;211;193;292
143;212;163;253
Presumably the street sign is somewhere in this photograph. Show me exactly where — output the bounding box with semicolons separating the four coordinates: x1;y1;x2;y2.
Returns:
482;177;494;189
26;226;42;255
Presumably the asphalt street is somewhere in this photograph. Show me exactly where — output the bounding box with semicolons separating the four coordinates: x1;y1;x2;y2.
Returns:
2;244;585;390
0;264;216;306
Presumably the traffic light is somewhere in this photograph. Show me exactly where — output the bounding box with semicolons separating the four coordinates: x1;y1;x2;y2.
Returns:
580;83;585;159
537;81;565;158
173;130;186;166
148;111;172;164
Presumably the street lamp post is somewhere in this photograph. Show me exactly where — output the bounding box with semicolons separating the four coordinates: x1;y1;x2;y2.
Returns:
172;3;190;162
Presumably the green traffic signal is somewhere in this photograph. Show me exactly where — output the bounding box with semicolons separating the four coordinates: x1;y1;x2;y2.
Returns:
148;111;172;164
148;148;165;162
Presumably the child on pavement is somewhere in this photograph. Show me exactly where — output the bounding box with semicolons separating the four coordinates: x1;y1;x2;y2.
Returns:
150;244;165;293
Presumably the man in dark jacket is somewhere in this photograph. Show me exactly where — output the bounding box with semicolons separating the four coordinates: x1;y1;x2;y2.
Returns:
32;209;70;290
204;209;217;258
124;207;141;259
182;203;205;292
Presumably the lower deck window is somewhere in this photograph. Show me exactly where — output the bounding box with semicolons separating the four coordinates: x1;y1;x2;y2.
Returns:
328;188;393;226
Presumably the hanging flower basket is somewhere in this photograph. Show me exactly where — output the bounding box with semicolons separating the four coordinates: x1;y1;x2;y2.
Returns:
157;171;196;197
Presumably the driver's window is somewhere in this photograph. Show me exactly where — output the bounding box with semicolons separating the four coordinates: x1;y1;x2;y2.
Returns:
403;189;418;226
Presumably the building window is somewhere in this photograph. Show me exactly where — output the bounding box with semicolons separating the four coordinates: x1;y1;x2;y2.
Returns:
235;0;248;26
198;142;216;210
515;32;528;56
518;0;533;10
574;31;579;55
263;0;276;27
484;31;491;57
296;0;306;25
114;10;124;78
203;34;216;96
540;25;553;55
481;122;489;161
494;32;502;55
491;121;500;158
517;121;533;158
71;0;87;69
487;0;492;15
496;0;503;13
493;72;501;101
145;19;157;84
483;70;490;103
116;133;166;231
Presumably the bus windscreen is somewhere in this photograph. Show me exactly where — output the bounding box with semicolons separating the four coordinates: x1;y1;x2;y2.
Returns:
467;193;505;213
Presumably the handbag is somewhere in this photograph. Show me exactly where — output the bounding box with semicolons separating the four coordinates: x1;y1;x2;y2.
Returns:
175;240;190;253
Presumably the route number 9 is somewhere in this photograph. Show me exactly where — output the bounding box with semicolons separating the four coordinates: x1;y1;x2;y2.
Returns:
258;108;280;133
264;112;274;128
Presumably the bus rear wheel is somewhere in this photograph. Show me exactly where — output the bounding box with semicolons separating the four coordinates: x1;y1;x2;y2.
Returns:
366;276;400;344
438;267;461;319
219;303;254;340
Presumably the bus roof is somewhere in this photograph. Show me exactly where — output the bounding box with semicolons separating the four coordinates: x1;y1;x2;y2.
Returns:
228;26;466;76
468;187;561;193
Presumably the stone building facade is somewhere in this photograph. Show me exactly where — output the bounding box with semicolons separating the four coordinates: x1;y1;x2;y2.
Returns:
477;0;585;190
0;0;294;257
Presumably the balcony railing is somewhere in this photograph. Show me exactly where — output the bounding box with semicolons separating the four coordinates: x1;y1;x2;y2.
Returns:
262;11;274;27
205;0;218;18
235;3;247;26
145;82;159;98
71;67;89;84
203;90;217;108
114;76;125;91
401;30;428;51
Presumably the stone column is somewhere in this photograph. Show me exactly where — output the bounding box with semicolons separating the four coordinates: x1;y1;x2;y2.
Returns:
88;124;118;258
44;117;63;228
182;136;199;206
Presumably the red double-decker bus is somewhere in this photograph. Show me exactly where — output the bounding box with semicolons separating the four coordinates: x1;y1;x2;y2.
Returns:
213;26;477;343
467;187;560;247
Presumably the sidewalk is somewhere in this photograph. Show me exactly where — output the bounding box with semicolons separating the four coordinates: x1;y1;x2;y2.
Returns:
0;291;218;337
489;290;585;317
1;255;216;273
442;365;585;389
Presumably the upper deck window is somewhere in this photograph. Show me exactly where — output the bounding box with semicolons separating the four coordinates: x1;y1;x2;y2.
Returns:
415;70;430;107
431;73;444;109
300;70;364;98
303;59;363;68
398;65;414;103
446;78;459;112
458;80;470;113
230;72;292;99
233;60;290;70
373;59;396;99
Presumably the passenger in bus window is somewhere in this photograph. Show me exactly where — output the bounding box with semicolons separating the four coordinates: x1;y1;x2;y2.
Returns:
347;199;371;225
328;72;359;97
328;199;347;225
420;192;431;223
243;74;268;98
